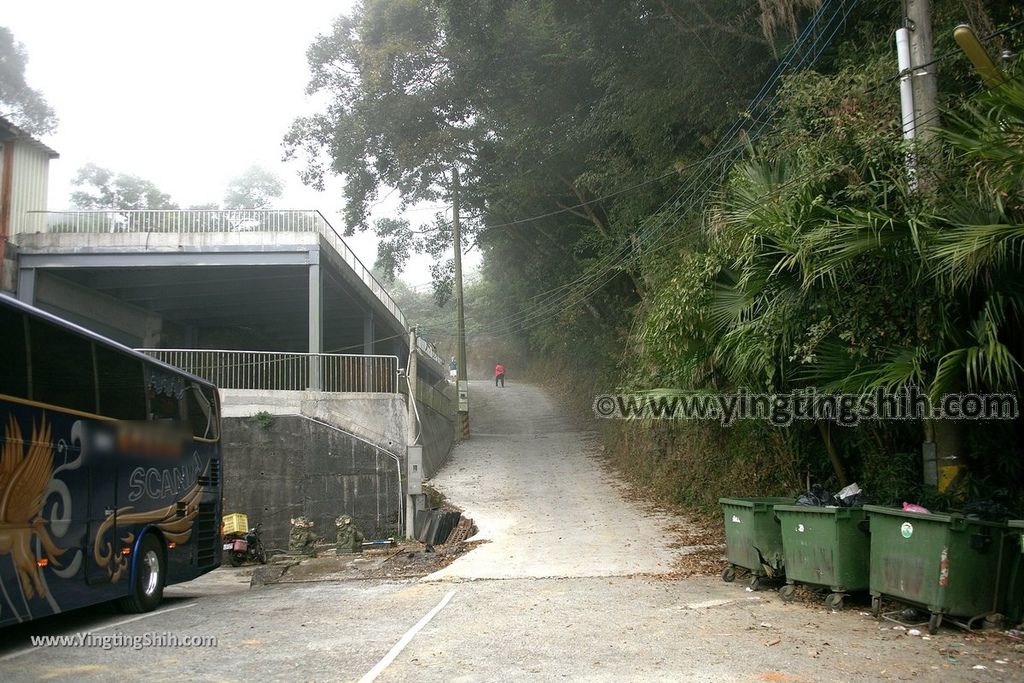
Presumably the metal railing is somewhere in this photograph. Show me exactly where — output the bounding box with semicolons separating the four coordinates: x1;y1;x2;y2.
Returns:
400;377;454;416
29;209;407;328
138;349;399;394
416;335;445;368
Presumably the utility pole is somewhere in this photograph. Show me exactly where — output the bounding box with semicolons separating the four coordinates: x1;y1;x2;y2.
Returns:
406;326;422;540
906;0;939;144
905;0;964;493
452;165;470;440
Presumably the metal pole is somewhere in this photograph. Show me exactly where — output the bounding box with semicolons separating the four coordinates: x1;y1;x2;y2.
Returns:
896;27;917;190
906;0;938;145
405;327;419;539
452;165;470;440
308;259;322;391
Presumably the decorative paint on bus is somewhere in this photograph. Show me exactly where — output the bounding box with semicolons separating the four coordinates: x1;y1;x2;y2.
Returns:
0;396;220;627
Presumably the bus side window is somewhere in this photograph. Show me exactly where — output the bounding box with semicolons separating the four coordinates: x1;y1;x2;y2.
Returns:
0;305;29;399
28;318;97;414
96;346;146;420
185;383;218;440
145;368;182;422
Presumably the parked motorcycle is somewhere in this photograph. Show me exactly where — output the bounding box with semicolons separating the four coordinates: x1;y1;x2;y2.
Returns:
223;522;268;566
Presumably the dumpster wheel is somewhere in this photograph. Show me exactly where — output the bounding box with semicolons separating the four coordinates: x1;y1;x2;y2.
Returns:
721;566;737;583
778;584;796;602
871;596;882;618
749;575;766;591
928;612;943;635
825;593;845;611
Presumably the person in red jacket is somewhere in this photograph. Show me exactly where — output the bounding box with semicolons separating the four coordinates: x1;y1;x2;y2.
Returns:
494;363;505;387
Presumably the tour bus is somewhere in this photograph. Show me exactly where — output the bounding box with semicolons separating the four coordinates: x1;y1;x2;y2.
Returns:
0;294;222;627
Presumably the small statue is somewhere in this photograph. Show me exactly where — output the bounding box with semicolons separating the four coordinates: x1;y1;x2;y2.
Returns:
335;515;364;553
288;516;317;555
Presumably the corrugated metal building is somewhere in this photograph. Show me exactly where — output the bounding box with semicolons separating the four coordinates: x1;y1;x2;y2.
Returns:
0;116;58;290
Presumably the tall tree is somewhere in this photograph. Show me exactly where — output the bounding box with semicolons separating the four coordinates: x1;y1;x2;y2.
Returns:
0;27;58;136
285;1;482;230
69;163;178;210
223;165;284;209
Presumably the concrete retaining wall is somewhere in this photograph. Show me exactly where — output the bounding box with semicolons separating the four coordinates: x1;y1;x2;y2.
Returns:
222;414;402;548
219;389;454;546
221;389;408;453
418;400;455;478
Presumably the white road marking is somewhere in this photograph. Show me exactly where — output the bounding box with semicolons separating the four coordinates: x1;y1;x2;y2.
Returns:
358;589;456;683
0;602;196;662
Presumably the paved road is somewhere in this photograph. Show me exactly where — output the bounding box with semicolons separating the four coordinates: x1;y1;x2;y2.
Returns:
0;381;1018;681
427;380;679;580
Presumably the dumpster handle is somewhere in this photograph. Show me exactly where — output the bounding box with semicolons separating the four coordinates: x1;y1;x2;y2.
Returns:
970;533;993;552
991;532;1008;615
1006;533;1022;623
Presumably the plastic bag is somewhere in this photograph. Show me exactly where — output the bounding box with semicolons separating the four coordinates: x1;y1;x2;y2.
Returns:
962;499;1012;522
796;484;832;507
902;502;930;514
834;482;866;508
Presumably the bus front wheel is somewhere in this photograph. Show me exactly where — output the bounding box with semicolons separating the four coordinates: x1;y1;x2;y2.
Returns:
118;534;166;613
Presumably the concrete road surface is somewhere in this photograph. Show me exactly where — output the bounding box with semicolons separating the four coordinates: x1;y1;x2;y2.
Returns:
427;381;679;580
0;381;1019;682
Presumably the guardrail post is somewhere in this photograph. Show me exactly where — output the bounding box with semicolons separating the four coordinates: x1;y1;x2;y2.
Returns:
308;260;323;391
16;267;36;304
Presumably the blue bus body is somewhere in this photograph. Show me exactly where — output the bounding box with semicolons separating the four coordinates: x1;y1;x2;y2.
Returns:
0;295;222;627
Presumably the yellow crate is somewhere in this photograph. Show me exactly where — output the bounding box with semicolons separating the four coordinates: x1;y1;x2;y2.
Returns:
222;513;249;535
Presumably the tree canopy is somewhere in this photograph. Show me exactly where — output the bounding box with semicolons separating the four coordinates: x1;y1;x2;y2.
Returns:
291;0;1024;507
0;26;58;137
223;165;284;209
69;163;178;210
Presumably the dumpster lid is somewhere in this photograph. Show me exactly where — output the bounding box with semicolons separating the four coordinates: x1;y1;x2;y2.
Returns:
863;504;1007;529
719;497;794;509
774;504;862;515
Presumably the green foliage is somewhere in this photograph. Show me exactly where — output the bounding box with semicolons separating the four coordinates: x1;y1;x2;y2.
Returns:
0;26;58;136
223;165;284;209
285;0;480;234
296;1;1024;511
70;163;178;210
253;411;274;430
603;419;804;516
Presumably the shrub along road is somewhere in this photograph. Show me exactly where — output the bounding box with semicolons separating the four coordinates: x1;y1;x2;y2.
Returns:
0;381;1019;681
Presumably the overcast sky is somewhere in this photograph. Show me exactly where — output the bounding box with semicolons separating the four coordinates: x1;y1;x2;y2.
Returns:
3;0;474;288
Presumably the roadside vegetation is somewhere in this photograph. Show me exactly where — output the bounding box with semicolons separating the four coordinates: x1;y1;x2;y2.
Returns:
295;1;1024;515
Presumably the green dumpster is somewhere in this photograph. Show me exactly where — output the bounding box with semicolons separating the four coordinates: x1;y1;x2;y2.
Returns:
774;505;869;610
865;505;1009;634
719;497;792;588
1004;520;1024;627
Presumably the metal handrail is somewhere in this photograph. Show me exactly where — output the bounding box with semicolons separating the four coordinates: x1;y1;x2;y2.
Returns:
399;376;454;416
28;209;407;327
137;348;400;394
416;335;445;368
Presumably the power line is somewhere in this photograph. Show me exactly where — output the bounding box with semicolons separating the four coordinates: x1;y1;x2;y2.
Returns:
480;170;679;230
404;4;1021;340
478;64;1017;340
396;0;855;340
472;0;859;335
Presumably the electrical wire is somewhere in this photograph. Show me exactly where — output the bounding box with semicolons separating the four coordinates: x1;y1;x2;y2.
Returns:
477;2;1021;336
461;0;859;335
422;6;1022;341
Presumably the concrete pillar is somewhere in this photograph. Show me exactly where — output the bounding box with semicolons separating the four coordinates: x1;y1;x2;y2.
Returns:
308;260;322;391
363;309;375;355
17;267;35;305
362;310;375;391
142;317;162;347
